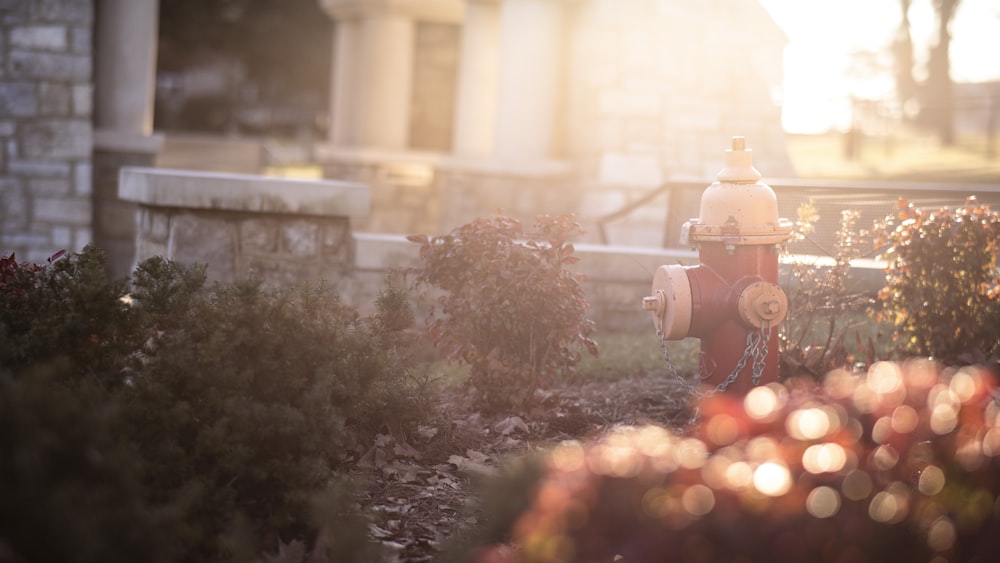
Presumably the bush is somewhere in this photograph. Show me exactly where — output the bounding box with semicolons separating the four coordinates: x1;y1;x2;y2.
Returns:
0;248;426;561
780;202;885;378
409;213;598;411
0;247;138;383
875;197;1000;367
0;365;179;563
452;361;1000;563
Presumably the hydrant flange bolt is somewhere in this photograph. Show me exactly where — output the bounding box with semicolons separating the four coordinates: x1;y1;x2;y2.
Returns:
737;281;788;329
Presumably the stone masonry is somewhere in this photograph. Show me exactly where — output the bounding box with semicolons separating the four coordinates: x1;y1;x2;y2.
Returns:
0;0;94;263
119;167;370;288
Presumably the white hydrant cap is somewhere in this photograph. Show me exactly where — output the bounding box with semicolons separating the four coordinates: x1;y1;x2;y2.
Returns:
687;136;792;245
716;136;762;184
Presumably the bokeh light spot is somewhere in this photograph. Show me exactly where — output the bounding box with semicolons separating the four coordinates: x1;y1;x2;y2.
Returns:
706;414;741;446
891;404;919;434
918;465;946;496
676;438;708;470
682;484;716;517
872;416;893;444
753;462;792;497
803;442;847;474
550;441;585;472
983;428;1000;457
868;483;909;524
725;461;754;490
823;368;858;399
806;486;841;519
949;368;979;403
744;386;779;421
927;517;957;552
842;469;873;501
930;404;958;435
868;361;904;395
746;437;780;462
787;408;831;441
872;444;900;471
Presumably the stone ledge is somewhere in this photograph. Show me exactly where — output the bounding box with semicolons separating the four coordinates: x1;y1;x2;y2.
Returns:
118;167;370;216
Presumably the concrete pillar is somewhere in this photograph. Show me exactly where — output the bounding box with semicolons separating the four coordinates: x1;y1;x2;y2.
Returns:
94;0;159;135
493;0;565;162
322;0;463;151
330;14;416;149
353;14;415;149
93;0;163;278
325;3;416;150
452;0;500;157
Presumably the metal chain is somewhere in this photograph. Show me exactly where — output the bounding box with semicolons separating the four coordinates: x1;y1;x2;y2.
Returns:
654;316;703;398
657;320;772;399
750;323;771;385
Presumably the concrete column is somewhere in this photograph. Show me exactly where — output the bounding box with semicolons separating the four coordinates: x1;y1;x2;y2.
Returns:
355;15;415;149
326;5;416;150
452;0;500;157
94;0;159;135
93;0;163;278
493;0;565;162
329;18;360;146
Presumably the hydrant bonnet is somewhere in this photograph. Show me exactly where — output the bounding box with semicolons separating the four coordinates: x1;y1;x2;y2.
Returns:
686;136;793;246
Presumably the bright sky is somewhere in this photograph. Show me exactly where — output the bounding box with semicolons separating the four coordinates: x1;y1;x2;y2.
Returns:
758;0;1000;134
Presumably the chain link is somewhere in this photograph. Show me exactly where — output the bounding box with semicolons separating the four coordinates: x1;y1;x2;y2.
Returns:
657;320;772;399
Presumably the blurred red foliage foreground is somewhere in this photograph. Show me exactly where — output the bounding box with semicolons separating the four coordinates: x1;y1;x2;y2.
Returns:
476;361;1000;563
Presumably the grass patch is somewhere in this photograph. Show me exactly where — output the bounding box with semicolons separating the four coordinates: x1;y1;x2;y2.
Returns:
574;331;700;382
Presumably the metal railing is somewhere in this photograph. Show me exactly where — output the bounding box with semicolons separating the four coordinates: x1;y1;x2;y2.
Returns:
594;177;1000;257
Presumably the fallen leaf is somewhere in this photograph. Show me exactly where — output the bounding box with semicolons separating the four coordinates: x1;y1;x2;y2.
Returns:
495;416;530;436
417;426;439;440
394;440;422;459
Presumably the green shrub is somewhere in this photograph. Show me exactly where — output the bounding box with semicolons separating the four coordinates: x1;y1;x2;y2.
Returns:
0;249;424;561
409;213;598;411
0;246;138;383
875;198;1000;366
120;260;426;559
0;366;179;563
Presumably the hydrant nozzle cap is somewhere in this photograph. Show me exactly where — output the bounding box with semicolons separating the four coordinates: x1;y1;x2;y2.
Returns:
717;136;762;184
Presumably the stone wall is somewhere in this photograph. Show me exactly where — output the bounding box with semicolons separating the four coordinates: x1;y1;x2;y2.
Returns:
317;0;793;248
564;0;793;246
0;0;94;262
119;167;369;287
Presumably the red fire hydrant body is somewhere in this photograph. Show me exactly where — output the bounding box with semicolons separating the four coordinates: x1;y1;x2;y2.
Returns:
644;137;792;395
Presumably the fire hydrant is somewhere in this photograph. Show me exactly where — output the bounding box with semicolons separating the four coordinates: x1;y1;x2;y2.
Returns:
643;137;793;394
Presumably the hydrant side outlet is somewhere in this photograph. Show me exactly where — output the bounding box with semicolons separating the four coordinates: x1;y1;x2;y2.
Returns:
645;265;692;340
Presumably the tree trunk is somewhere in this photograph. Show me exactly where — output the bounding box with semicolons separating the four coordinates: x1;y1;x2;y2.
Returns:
925;0;960;146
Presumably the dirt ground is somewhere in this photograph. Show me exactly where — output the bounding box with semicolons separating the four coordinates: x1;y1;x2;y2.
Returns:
352;374;697;562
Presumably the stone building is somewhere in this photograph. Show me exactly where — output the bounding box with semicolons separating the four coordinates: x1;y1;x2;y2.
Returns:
0;0;790;279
